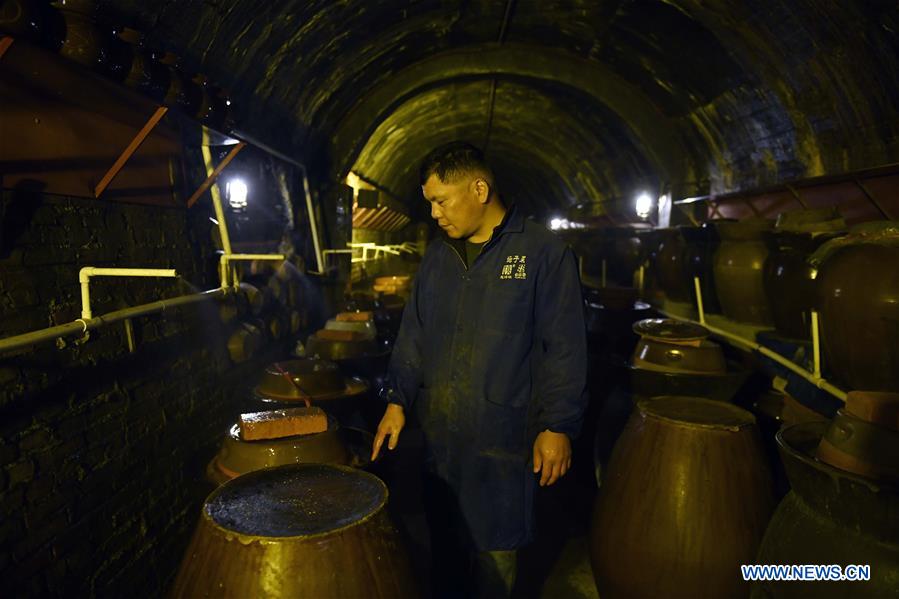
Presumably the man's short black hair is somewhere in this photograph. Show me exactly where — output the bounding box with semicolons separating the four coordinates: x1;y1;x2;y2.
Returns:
419;141;496;191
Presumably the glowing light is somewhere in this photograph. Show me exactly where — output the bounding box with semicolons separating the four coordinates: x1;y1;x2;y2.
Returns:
549;216;586;231
345;172;362;191
635;193;653;218
227;178;248;210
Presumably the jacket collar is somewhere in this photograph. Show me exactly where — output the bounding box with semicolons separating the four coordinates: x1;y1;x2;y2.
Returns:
494;202;524;236
440;202;524;247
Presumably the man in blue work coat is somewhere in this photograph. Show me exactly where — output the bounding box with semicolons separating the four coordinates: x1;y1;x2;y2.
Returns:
372;141;587;597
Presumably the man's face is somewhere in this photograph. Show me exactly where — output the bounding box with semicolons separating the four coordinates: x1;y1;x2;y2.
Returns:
422;173;485;239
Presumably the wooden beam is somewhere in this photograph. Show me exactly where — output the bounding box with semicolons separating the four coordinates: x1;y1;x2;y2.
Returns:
94;106;168;198
784;183;808;209
742;196;762;217
0;36;13;61
854;178;892;220
186;142;247;208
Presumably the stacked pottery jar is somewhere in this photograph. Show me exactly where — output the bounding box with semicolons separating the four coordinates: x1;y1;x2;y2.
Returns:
653;227;691;303
603;227;645;287
809;221;899;391
49;0;101;67
592;397;774;598
206;357;374;485
627;318;748;402
680;223;723;314
637;228;664;305
249;358;369;419
762;208;845;341
753;391;899;598
712;218;775;326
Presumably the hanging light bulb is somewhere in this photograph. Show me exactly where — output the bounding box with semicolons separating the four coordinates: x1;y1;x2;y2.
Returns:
635;192;653;219
227;178;248;210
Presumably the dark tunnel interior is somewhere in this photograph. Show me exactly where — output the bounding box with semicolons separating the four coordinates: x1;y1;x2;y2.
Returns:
95;0;899;217
2;1;899;597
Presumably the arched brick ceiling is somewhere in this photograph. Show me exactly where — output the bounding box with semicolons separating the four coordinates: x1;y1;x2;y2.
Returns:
351;77;656;220
100;0;899;216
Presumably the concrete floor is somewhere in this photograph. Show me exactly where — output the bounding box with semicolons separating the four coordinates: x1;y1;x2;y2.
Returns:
538;536;599;599
376;426;601;598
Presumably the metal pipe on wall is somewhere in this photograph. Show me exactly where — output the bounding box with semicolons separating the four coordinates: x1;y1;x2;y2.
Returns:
79;267;179;319
0;288;228;356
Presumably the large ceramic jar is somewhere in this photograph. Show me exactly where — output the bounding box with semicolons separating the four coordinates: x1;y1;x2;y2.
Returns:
637;228;663;304
654;228;691;302
592;397;774;598
811;222;899;391
762;209;845;341
159;51;201;114
681;223;722;313
763;231;841;341
753;421;899;598
117;27;169;102
50;0;101;67
604;227;644;287
713;219;774;325
173;464;417;598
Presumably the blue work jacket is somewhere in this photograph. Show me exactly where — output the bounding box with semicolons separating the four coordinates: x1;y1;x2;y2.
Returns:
386;204;588;550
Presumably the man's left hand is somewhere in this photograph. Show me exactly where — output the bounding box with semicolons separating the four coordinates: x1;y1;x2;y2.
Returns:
532;430;572;486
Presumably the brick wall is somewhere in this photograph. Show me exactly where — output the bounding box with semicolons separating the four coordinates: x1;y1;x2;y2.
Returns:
0;188;320;596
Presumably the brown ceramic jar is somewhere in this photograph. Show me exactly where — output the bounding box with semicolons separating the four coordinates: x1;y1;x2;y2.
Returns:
654;227;691;302
637;228;663;304
713;219;774;325
591;397;774;598
51;0;101;67
754;422;899;598
173;464;417;598
763;231;839;341
605;227;644;287
813;222;899;391
681;223;722;313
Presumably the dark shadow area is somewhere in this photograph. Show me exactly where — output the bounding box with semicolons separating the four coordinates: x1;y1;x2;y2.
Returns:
1;180;46;259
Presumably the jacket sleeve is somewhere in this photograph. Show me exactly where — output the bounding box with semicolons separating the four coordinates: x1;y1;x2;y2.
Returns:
533;244;588;438
383;255;428;410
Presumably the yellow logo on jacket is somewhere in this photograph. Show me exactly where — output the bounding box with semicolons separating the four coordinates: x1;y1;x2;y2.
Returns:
500;255;527;280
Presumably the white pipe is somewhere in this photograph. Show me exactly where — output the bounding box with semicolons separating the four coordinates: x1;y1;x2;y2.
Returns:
693;276;706;325
79;267;178;320
219;253;284;288
201;126;233;255
302;166;325;274
0;287;228;355
811;310;822;379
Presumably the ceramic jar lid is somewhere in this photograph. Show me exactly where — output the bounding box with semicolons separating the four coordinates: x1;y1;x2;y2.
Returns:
206;464;386;537
632;318;710;343
254;358;366;401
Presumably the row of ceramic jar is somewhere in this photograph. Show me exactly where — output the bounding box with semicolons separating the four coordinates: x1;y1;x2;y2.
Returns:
0;0;233;130
585;219;899;393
